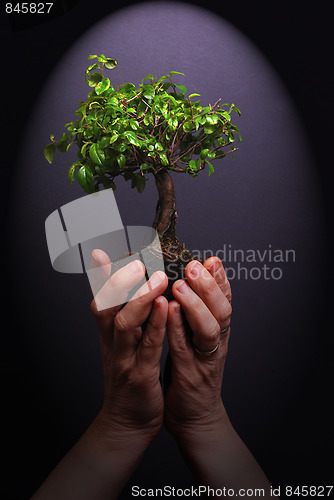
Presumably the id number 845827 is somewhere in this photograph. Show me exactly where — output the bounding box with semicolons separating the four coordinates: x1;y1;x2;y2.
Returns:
5;3;53;14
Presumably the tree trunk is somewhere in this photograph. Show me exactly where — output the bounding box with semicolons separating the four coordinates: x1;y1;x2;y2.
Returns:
153;169;177;240
152;168;193;300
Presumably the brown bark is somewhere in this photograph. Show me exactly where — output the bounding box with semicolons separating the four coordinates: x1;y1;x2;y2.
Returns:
151;168;195;301
152;168;177;238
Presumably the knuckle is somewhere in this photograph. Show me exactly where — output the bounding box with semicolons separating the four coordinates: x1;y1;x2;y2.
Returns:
114;364;134;387
147;314;160;332
204;276;218;297
203;323;220;343
141;333;158;350
225;289;232;303
223;301;232;320
114;312;130;333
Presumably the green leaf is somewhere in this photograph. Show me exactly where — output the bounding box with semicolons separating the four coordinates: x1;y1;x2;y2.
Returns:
88;54;98;60
105;58;117;69
141;74;154;82
143;115;151;126
124;130;141;146
44;143;56;163
137;100;147;116
98;54;108;63
183;121;194;133
170;71;185;76
136;174;146;193
155;141;164;151
157;73;169;81
123;171;133;182
200;148;210;160
231;105;241;116
99;136;110;149
121;83;136;92
89;143;105;166
168;116;178;131
158;152;169;166
95;165;106;175
143;85;155;99
175;84;187;94
68;162;79;184
109;131;119;144
85;62;99;82
88;72;103;87
109;97;119;106
117;142;127;152
206;114;219;125
188;93;201;98
117;154;126;168
95;78;110;95
206;161;214;177
77;165;95;193
140;163;151;171
130;120;140;131
80;142;90;157
102;178;117;190
230;123;242;141
188;159;198;171
57;132;69;152
204;123;215;134
220;111;231;122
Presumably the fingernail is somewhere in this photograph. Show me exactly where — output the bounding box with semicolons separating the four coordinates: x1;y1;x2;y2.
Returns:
174;302;181;313
176;280;189;294
154;296;163;307
189;261;201;278
127;260;144;274
150;271;165;287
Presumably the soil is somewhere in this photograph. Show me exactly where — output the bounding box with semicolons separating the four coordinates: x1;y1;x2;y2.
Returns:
159;233;198;301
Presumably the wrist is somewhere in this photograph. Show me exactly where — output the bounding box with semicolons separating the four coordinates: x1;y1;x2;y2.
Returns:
169;402;232;450
87;410;159;454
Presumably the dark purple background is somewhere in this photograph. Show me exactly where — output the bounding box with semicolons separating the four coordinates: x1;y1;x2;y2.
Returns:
2;1;333;498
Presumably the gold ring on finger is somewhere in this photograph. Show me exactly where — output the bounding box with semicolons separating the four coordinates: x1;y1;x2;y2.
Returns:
192;342;220;357
220;325;230;334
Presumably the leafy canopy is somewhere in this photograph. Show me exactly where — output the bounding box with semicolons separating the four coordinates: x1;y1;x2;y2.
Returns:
44;54;241;194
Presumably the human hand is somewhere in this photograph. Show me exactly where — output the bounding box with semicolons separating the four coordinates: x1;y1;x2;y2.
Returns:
164;257;232;442
90;250;168;444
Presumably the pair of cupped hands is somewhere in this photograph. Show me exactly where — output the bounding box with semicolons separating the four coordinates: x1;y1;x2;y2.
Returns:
90;249;232;448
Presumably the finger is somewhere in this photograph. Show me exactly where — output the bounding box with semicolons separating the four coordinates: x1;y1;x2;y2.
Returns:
91;248;112;277
88;249;112;298
203;257;232;303
113;271;168;356
172;279;220;354
166;300;193;365
185;261;232;332
138;296;168;367
91;258;146;331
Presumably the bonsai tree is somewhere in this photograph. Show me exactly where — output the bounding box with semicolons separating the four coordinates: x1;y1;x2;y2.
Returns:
44;54;241;290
